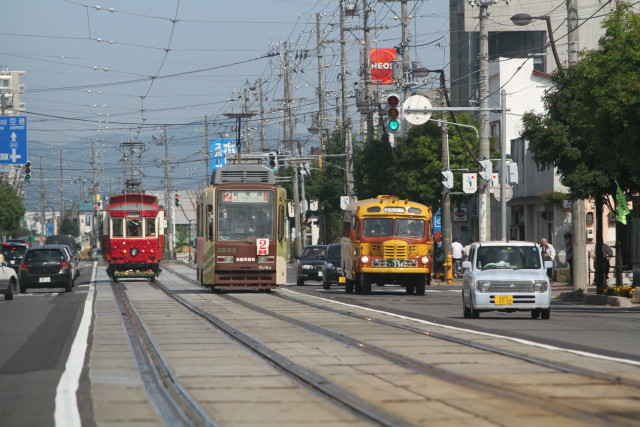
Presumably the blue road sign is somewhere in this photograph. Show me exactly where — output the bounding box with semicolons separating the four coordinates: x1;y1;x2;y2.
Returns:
0;116;27;165
209;138;238;174
434;208;442;233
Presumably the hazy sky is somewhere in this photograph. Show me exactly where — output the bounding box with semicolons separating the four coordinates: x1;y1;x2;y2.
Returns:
3;0;450;210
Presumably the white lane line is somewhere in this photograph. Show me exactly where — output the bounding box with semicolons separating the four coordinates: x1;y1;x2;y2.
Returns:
54;262;97;427
282;288;640;367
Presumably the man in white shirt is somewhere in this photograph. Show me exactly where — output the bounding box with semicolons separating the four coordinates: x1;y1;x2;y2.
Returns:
540;238;556;280
451;238;464;277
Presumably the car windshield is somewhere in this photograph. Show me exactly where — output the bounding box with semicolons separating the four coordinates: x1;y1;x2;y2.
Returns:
26;250;65;262
301;247;326;260
476;246;541;270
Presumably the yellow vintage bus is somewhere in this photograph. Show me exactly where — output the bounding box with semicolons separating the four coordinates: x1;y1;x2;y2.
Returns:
340;195;434;295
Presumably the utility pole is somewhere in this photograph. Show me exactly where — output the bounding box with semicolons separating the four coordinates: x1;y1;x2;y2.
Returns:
204;115;210;185
39;157;45;243
283;41;303;256
316;13;327;156
440;72;452;278
566;0;586;291
161;127;174;261
58;151;64;224
362;3;374;142
400;0;411;101
339;0;355;197
477;0;492;242
258;78;266;151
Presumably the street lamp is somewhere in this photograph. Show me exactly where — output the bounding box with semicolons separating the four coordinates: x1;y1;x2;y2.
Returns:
510;14;562;70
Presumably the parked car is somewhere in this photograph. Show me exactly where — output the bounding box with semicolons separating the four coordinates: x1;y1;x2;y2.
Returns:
1;242;29;273
462;241;552;319
19;246;75;293
296;245;327;286
322;243;342;290
0;261;18;300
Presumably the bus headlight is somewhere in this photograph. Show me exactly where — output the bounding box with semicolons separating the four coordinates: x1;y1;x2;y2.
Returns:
421;256;429;265
360;255;369;264
258;255;275;263
216;256;234;263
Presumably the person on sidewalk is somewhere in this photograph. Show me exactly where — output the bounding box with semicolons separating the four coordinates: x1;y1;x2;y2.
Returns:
602;242;613;285
540;238;556;280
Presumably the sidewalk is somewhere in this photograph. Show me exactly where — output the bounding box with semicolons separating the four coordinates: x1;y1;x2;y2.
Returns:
551;282;637;307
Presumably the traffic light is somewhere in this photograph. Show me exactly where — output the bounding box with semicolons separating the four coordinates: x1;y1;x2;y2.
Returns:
268;151;278;171
479;159;492;180
24;161;31;181
441;170;454;189
384;93;401;133
174;193;180;207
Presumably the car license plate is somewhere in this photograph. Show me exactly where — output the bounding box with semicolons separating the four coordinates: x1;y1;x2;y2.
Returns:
10;260;15;264
494;295;513;305
338;276;346;283
39;277;51;283
318;271;323;277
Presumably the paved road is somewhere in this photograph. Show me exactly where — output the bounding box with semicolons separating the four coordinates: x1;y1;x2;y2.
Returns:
0;260;638;426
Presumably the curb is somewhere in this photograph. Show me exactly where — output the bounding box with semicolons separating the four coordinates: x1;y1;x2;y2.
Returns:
556;291;634;307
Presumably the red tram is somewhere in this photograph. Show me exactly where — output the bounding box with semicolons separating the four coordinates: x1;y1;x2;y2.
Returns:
102;193;165;281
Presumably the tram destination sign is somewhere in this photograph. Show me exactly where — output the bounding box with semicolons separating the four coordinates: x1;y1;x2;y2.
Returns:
0;116;27;164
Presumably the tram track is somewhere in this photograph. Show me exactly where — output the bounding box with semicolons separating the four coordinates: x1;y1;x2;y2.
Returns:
159;264;640;426
110;280;218;427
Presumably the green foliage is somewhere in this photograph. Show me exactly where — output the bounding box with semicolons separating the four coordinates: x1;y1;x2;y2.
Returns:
354;113;480;209
521;4;640;198
0;184;26;238
60;216;80;237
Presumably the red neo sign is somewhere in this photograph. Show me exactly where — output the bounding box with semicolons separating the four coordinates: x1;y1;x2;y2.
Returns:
370;48;396;85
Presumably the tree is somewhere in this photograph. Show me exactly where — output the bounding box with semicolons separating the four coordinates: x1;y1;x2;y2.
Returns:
0;184;26;240
521;4;640;291
60;216;80;237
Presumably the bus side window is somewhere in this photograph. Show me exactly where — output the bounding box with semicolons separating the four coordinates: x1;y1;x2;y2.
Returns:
207;205;214;241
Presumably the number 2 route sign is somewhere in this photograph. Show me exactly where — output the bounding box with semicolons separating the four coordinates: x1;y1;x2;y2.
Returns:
0;116;27;164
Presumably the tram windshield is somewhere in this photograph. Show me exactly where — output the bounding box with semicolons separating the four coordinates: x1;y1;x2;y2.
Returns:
111;217;157;238
217;190;274;240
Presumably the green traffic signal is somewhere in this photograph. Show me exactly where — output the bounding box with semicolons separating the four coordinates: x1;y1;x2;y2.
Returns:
388;119;400;131
25;174;31;181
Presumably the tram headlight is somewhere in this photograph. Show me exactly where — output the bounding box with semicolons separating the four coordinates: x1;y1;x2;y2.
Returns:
360;255;369;265
130;248;139;257
258;255;275;263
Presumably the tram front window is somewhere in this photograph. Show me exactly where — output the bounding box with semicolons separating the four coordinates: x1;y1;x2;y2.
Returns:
112;218;124;237
217;190;274;240
127;219;142;237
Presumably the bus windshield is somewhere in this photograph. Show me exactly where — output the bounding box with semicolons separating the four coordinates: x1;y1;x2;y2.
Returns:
217;190;275;240
363;217;425;238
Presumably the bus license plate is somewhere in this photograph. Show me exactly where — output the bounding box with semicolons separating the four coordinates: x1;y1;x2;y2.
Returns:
387;260;404;267
494;295;513;305
39;277;51;283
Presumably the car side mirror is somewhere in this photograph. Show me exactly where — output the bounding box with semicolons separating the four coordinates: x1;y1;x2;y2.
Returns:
462;261;471;271
544;260;553;270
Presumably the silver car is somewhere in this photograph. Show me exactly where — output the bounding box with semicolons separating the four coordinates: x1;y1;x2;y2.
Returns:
462;241;552;319
0;261;19;300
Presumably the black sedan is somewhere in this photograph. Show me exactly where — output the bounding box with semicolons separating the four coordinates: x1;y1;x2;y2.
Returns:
19;246;75;293
296;245;327;286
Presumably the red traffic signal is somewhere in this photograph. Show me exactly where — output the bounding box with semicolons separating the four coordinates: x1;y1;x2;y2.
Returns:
386;94;399;107
174;194;180;207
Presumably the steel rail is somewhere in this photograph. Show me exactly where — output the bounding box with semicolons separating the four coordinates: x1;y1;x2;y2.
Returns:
111;281;218;427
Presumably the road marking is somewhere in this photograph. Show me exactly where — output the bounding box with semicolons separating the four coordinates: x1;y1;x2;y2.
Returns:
55;262;97;427
283;288;640;367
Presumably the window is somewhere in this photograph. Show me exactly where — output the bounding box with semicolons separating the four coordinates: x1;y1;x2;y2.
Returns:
112;218;124;237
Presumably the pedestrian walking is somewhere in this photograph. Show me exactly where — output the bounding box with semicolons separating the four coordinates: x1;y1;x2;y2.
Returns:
540;238;556;280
